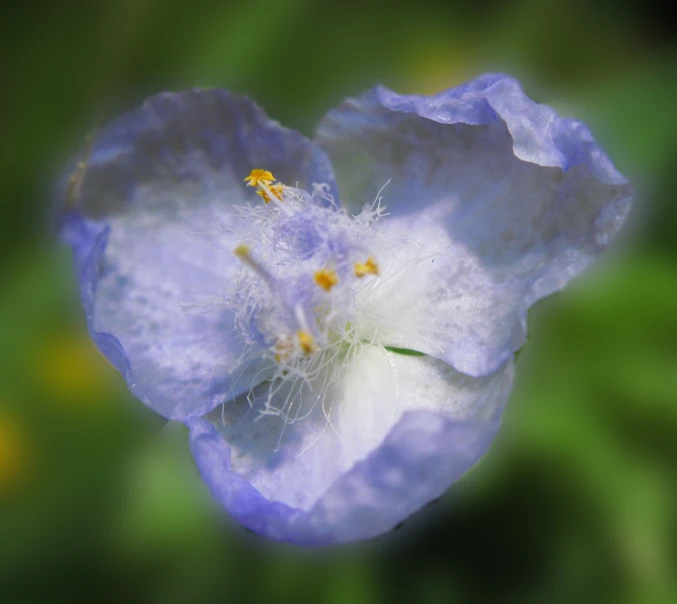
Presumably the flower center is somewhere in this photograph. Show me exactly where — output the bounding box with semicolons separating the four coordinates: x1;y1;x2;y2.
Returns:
233;169;384;373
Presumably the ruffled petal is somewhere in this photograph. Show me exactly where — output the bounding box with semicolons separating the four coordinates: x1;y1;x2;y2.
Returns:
187;346;513;544
59;89;337;420
316;74;633;376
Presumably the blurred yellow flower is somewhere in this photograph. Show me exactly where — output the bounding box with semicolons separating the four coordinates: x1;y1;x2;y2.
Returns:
35;331;112;406
0;407;29;495
399;39;472;94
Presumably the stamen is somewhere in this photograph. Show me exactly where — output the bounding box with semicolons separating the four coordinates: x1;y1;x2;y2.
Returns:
259;181;294;217
294;304;312;333
354;256;379;278
297;330;316;355
244;169;275;187
256;184;285;203
314;268;339;292
233;244;276;288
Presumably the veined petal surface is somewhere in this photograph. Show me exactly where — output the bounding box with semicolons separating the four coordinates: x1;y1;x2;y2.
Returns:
188;346;513;543
60;89;337;420
316;74;633;376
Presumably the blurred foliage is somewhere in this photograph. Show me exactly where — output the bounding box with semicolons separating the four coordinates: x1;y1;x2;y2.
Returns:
1;0;677;603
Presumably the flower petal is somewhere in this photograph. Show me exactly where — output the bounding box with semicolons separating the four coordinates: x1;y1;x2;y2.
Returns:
316;74;633;376
187;346;513;544
60;89;337;420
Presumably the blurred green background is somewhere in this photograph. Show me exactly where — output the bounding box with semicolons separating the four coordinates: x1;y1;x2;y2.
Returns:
1;1;676;602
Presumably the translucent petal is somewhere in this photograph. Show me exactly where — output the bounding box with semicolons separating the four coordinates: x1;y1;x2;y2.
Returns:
187;346;513;544
60;89;337;419
316;74;633;376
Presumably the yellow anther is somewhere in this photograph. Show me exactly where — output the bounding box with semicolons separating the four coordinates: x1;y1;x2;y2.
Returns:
244;169;275;187
297;330;316;355
314;267;339;292
233;244;251;258
354;257;379;278
256;184;285;203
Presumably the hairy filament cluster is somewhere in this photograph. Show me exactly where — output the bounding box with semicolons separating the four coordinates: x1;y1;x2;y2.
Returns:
225;170;388;428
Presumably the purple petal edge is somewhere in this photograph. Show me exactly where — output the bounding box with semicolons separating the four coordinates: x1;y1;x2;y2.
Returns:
187;410;500;545
376;73;629;185
60;211;132;378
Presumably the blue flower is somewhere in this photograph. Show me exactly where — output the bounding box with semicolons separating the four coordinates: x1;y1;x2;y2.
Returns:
59;74;633;545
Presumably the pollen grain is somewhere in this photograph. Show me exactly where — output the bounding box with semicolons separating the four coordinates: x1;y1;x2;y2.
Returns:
233;244;251;258
354;257;379;278
314;268;339;292
244;169;275;187
297;330;317;355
